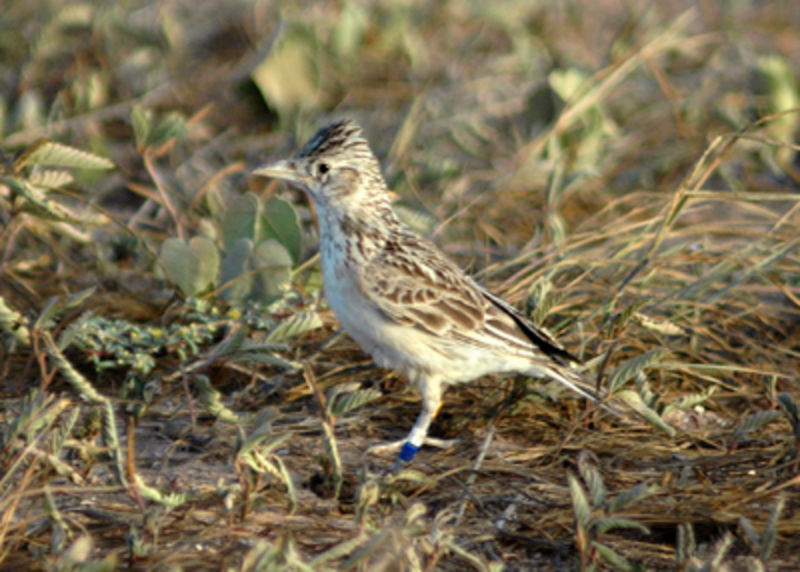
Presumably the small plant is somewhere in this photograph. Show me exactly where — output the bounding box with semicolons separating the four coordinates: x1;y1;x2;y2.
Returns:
157;191;303;304
233;409;297;518
675;496;786;571
0;139;114;260
304;366;382;500
569;450;658;571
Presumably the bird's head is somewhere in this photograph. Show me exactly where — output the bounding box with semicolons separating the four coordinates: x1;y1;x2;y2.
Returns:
253;119;387;212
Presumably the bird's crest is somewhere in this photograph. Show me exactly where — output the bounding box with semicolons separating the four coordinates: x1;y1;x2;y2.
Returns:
297;119;371;161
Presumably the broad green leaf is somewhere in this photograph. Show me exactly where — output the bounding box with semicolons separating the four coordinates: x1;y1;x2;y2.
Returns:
251;239;292;304
220;238;254;305
189;236;219;296
261;195;303;263
223;192;260;250
159;238;200;298
158;237;217;298
15;140;113;170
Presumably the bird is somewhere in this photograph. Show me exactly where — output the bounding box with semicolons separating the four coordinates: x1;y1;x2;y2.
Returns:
253;119;611;470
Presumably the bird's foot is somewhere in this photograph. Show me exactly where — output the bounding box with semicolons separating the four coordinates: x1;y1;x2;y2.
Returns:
366;437;458;472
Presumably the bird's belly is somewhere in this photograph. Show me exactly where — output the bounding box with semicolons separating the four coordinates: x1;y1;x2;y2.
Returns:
322;266;523;384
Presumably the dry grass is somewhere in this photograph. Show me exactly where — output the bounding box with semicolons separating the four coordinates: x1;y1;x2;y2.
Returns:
1;1;799;569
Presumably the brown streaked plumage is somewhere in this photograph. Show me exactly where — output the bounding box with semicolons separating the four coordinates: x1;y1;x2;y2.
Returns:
253;119;612;470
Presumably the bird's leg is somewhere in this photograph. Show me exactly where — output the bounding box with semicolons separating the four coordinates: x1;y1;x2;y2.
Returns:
390;378;446;470
366;377;456;470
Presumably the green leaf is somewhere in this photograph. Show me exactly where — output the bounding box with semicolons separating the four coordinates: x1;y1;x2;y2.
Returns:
193;375;240;424
261;196;303;263
661;387;716;416
331;388;382;417
2;175;83;223
732;410;782;442
223;193;260;250
568;472;592;531
15;140;114;170
189;236;219;296
220;238;254;305
35;297;63;331
607;348;669;393
265;312;323;343
251;239;293;304
28;169;74;189
160;238;199;298
548;68;590;103
592;541;634;571
0;295;30;345
147;112;186;149
158;236;218;299
63;288;98;312
34;288;96;331
593;516;650;536
762;495;785;561
577;451;607;507
131;105;152;149
608;482;658;513
616;390;676;436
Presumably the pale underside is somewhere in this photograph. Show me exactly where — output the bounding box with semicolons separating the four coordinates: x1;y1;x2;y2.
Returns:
321;218;585;392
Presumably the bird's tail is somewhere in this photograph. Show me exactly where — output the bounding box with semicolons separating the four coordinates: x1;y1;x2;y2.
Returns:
538;364;624;416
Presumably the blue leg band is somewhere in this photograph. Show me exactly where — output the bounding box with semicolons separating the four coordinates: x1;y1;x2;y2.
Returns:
398;442;419;463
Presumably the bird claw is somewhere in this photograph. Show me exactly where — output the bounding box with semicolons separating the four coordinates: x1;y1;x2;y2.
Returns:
366;437;459;472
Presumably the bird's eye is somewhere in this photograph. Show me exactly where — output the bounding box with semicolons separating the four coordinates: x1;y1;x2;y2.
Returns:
317;162;330;176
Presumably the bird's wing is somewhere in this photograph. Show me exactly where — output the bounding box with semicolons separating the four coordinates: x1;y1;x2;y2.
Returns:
360;230;580;367
360;232;486;336
481;290;580;366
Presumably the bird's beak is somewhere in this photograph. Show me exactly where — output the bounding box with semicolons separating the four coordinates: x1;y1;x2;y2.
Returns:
252;159;301;183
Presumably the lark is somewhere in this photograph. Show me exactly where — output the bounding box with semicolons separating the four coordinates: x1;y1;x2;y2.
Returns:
254;119;609;469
